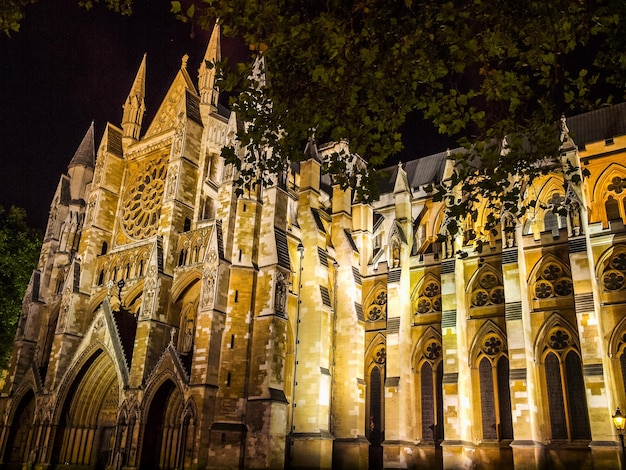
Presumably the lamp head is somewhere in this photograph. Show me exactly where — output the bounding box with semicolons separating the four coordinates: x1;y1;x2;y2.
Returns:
613;408;626;433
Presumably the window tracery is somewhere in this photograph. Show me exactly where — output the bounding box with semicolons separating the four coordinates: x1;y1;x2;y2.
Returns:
471;328;512;441
415;278;442;314
415;335;443;442
539;322;590;440
532;259;573;300
121;154;168;240
602;251;626;292
470;269;505;308
367;289;387;321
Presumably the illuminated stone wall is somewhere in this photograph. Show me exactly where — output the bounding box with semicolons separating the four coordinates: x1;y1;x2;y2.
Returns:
2;27;626;470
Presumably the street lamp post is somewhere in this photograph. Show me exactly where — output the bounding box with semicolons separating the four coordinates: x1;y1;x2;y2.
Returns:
613;408;626;467
287;242;305;467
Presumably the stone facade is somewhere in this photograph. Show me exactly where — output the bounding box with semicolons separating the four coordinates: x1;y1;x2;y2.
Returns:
2;23;626;470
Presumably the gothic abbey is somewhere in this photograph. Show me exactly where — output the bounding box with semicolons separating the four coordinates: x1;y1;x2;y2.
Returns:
3;22;626;470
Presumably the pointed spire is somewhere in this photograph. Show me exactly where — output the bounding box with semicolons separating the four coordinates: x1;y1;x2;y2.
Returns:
122;54;147;143
69;121;95;169
199;20;221;110
304;134;320;161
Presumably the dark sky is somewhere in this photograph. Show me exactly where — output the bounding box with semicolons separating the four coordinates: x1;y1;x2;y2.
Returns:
0;1;451;232
0;0;215;230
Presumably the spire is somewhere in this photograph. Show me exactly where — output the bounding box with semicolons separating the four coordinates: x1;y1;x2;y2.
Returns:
68;121;95;169
122;54;147;143
199;20;221;110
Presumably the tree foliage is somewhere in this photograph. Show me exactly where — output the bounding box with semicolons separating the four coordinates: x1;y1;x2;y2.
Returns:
0;206;41;370
179;0;626;232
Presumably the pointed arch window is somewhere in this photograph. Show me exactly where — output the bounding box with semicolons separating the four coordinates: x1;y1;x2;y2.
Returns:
366;338;386;446
416;337;444;442
540;325;591;441
474;332;513;440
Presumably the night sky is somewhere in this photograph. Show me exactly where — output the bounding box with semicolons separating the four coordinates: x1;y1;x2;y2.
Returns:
0;1;450;232
0;1;216;230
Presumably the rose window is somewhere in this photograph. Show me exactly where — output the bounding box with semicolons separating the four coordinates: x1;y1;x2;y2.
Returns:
542;264;561;281
483;336;502;355
554;279;574;296
417;298;432;314
424;341;442;360
479;273;498;289
369;306;382;321
549;329;570;350
472;289;489;306
491;287;505;304
121;155;168;240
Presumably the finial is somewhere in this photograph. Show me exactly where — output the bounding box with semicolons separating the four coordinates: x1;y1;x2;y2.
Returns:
170;328;176;344
182;54;189;69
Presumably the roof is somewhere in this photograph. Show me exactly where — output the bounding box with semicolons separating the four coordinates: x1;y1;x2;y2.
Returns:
378;148;455;193
567;102;626;146
112;307;137;367
68;121;95;169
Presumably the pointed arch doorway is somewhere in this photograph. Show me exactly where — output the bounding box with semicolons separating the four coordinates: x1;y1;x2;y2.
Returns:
3;389;36;467
139;379;184;469
50;349;120;468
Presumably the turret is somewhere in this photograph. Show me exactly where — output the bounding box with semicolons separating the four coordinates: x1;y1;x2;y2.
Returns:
122;54;146;148
199;20;221;116
67;121;95;202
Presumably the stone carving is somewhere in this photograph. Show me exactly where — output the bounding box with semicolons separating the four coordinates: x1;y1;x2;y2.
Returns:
502;212;516;248
202;250;218;308
274;271;287;313
569;201;582;236
142;265;158;319
181;307;194;353
168;163;179;199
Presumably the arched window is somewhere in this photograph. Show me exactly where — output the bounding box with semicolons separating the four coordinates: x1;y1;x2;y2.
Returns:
541;324;591;441
101;241;108;255
474;331;513;440
417;337;444;442
366;337;386;447
369;366;384;445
